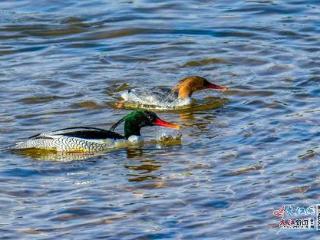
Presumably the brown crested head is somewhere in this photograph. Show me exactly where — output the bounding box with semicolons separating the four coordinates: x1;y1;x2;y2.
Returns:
172;76;228;99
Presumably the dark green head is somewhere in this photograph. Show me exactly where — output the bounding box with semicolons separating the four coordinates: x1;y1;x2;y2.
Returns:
110;110;180;139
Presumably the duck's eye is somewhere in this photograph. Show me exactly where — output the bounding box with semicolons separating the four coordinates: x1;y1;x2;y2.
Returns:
147;115;153;122
144;112;152;121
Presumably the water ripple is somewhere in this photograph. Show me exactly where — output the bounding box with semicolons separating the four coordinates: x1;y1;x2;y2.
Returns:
0;0;319;239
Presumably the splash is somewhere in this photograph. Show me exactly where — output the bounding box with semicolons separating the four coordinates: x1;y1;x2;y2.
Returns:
119;88;191;110
116;90;227;112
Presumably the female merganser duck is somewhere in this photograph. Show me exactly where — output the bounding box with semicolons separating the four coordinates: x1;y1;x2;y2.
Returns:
119;76;228;110
12;110;180;153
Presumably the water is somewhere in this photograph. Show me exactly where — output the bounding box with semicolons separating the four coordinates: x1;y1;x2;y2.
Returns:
1;0;320;239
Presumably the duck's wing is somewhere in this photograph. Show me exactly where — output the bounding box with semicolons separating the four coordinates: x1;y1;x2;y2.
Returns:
37;127;125;140
40;127;124;140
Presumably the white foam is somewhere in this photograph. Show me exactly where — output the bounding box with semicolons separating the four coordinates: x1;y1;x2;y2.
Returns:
120;88;191;110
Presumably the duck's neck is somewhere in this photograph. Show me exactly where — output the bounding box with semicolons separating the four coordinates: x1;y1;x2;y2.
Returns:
124;120;141;139
173;85;192;99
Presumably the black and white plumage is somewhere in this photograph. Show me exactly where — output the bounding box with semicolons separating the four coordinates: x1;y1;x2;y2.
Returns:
13;127;128;152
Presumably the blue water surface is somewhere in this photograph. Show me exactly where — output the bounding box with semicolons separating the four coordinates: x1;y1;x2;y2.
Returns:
0;0;320;239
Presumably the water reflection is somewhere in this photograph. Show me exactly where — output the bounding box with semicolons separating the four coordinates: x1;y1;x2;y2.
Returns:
125;147;144;158
11;148;104;162
125;157;161;182
1;0;320;239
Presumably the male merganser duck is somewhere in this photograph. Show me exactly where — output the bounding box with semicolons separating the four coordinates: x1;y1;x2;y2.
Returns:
12;110;180;153
118;76;228;110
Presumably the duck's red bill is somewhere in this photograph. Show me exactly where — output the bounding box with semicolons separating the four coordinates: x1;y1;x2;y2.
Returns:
154;118;180;130
207;83;228;91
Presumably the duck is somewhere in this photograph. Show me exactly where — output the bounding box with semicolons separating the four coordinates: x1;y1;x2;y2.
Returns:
12;110;180;153
118;76;228;110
